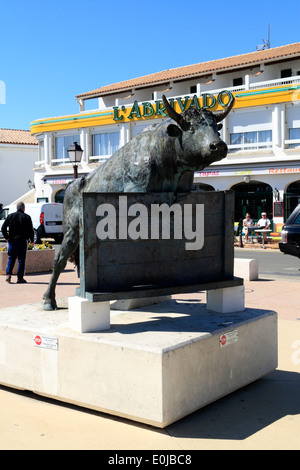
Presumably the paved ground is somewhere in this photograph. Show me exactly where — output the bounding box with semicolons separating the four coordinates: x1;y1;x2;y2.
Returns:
0;257;299;450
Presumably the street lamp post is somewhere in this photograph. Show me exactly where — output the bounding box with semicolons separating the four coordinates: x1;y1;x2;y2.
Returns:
67;142;83;179
28;179;35;190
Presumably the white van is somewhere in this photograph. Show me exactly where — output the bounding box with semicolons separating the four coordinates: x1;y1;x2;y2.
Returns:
0;203;64;243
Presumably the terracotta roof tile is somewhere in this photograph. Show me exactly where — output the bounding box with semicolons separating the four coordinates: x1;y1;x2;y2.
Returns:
0;128;38;145
76;42;300;99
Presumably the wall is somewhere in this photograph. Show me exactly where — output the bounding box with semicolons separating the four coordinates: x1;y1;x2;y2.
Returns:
0;144;38;206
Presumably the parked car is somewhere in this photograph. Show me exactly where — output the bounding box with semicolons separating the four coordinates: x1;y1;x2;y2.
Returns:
0;202;64;243
279;204;300;258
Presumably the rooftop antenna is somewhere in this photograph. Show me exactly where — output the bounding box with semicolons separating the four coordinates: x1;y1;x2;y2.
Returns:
256;24;270;50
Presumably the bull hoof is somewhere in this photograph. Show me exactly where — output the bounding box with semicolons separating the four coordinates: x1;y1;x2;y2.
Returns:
43;298;57;311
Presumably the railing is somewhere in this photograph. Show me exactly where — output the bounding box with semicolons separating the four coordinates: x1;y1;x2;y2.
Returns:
249;75;300;90
34;160;46;167
228;141;273;152
34;156;111;168
89;155;111;164
80;75;300;114
284;138;300;148
51;158;71;165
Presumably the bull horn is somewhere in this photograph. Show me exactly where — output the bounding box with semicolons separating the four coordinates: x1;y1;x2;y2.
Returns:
162;94;189;129
214;96;235;123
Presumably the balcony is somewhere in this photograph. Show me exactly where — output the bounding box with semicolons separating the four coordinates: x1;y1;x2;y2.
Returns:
89;155;111;164
229;130;273;153
285;138;300;149
228;141;273;153
79;75;300;114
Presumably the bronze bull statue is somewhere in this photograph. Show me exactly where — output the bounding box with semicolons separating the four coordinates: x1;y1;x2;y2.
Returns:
43;94;234;310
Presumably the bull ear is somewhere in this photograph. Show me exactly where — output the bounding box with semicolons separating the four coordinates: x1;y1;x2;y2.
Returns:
167;124;182;138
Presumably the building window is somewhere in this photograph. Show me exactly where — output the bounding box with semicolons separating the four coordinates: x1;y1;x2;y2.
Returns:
190;85;197;94
230;130;272;151
287;128;300;148
91;131;120;161
281;69;292;78
54;134;80;164
37;197;49;203
233;77;243;87
38;139;44;162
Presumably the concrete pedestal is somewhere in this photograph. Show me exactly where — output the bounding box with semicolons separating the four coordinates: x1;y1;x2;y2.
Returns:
68;296;110;333
207;284;245;313
234;258;259;281
0;297;277;428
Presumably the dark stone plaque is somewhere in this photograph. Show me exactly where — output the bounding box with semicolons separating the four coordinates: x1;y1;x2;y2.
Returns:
79;191;240;301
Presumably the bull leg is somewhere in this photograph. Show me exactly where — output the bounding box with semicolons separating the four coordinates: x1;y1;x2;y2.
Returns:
43;234;79;311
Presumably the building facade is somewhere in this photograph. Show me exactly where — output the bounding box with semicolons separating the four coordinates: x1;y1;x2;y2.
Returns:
0;129;38;206
30;42;300;226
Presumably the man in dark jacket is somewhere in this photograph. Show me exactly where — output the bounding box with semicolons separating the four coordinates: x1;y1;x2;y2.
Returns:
2;202;34;283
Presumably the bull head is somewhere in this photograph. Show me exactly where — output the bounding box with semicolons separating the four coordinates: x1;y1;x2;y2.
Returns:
161;93;235;130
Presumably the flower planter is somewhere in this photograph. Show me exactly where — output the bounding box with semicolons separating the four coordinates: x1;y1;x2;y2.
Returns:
0;249;55;275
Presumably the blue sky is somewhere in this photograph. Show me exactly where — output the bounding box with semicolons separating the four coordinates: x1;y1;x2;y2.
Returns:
0;0;299;130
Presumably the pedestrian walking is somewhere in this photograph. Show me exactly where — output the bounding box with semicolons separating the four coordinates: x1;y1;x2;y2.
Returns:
2;202;34;283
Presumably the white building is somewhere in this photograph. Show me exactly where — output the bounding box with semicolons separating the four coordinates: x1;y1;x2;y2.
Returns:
0;129;38;206
31;42;300;226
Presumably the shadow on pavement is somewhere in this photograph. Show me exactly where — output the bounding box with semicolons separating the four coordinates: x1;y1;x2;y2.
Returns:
166;370;300;440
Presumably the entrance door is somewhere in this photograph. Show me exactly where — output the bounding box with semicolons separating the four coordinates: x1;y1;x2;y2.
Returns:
284;181;300;220
54;189;65;203
231;181;273;222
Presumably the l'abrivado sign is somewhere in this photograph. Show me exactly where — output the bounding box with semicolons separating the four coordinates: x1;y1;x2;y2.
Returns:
113;90;234;121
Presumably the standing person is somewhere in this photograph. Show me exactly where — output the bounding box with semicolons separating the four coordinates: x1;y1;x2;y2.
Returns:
242;213;253;243
2;202;34;283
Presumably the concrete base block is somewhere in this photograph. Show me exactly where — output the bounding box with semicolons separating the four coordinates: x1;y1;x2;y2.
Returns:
0;298;277;428
110;295;171;311
68;296;110;333
234;258;259;281
207;285;245;313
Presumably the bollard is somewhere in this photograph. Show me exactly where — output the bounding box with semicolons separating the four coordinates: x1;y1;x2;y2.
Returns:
239;232;244;248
